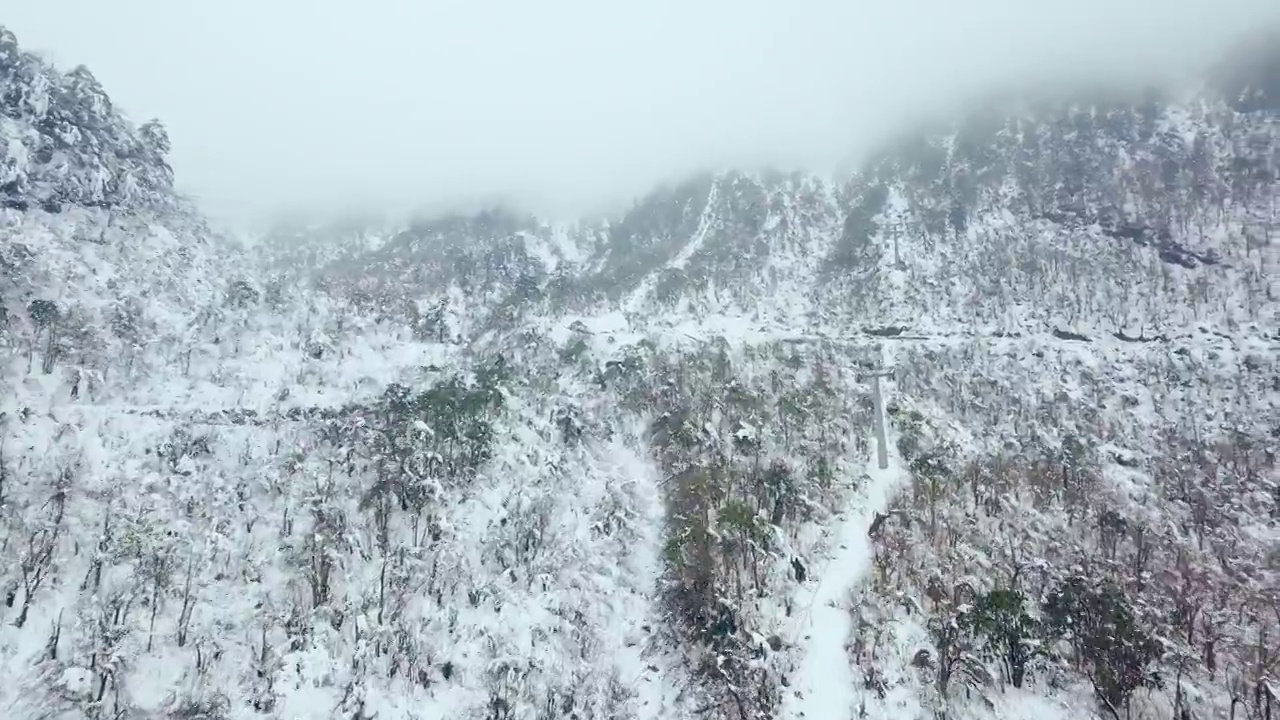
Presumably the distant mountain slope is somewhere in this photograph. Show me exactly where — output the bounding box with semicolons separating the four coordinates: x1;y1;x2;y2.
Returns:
567;84;1276;340
311;65;1277;343
819;83;1277;336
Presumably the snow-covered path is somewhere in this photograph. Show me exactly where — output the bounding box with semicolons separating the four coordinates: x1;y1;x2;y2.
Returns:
622;180;720;315
605;424;694;719
781;435;908;720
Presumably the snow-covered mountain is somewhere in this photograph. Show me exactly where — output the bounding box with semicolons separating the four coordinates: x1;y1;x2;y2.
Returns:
2;22;1278;720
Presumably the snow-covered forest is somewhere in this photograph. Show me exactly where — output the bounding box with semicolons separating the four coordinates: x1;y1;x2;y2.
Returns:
1;21;1278;720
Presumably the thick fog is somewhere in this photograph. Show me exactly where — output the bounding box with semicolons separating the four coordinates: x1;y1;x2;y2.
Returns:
6;0;1279;224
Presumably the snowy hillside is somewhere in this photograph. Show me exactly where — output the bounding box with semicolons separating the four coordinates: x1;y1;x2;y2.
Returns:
2;22;1278;720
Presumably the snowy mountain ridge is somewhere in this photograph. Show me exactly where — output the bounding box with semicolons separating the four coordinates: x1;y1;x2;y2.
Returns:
305;83;1277;347
1;22;1278;720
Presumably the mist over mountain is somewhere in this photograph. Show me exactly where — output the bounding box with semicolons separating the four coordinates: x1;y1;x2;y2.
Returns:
1;17;1278;720
8;0;1280;223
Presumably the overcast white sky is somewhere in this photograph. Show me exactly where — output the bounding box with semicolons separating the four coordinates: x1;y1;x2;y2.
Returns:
5;1;1278;224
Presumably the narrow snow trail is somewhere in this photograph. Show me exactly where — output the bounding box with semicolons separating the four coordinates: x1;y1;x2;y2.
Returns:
667;180;720;271
606;423;692;719
782;432;908;720
623;180;720;315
